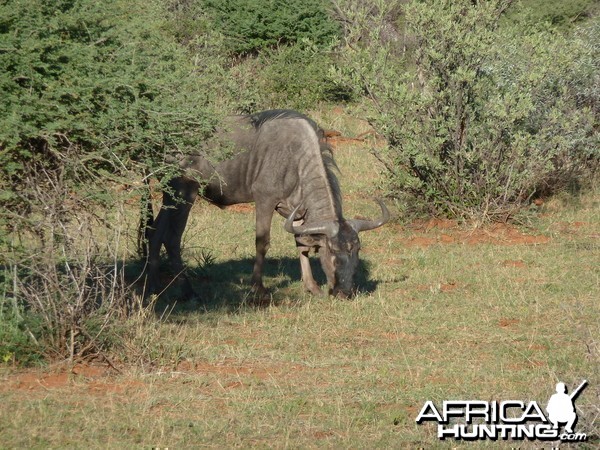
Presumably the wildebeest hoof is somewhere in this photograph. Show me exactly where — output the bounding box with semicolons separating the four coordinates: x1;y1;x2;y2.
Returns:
305;284;323;296
171;276;197;301
183;290;202;303
250;284;271;306
251;285;269;296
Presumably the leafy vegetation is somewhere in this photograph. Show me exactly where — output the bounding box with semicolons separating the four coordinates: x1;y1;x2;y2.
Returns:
0;0;223;191
338;0;599;221
226;39;354;112
171;0;349;111
200;0;340;55
0;0;225;363
505;0;598;30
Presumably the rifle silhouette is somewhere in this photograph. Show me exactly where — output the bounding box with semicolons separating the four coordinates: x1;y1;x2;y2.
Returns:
570;380;588;401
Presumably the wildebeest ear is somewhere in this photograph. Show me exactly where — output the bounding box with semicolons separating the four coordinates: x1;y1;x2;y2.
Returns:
295;234;325;247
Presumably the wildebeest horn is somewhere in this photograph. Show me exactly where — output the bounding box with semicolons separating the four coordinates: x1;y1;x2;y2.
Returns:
348;198;390;232
284;204;339;237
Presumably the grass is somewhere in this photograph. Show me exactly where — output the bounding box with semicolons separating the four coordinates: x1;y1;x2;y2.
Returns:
0;112;598;448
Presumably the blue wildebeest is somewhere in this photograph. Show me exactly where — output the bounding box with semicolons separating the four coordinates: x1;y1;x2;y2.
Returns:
144;109;388;299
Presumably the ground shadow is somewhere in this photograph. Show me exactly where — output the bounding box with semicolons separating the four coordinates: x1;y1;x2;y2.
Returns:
127;255;378;314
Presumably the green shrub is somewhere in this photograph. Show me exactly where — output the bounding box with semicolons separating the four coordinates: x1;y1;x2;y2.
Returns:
227;39;354;111
0;0;226;364
201;0;341;55
338;0;598;222
264;40;354;108
170;0;349;111
0;0;224;209
0;280;44;366
504;0;597;31
197;0;347;110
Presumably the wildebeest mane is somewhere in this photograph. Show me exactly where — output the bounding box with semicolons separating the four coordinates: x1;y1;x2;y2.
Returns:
249;109;318;131
320;139;343;215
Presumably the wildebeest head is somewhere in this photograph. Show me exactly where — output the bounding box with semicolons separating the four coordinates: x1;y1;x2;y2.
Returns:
284;199;389;298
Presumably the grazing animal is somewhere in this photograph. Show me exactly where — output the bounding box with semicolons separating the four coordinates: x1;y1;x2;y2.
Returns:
144;110;388;299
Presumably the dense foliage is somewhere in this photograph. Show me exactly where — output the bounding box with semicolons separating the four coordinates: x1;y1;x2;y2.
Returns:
0;0;223;204
190;0;347;110
504;0;598;30
200;0;340;55
0;0;225;363
226;39;353;112
338;0;599;221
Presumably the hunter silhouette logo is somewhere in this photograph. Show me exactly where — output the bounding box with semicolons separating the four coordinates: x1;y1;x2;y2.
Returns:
546;380;587;434
415;379;589;442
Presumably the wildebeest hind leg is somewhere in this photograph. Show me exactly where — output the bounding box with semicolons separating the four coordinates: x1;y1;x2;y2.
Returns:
163;206;196;299
145;178;199;300
144;207;167;297
163;182;199;300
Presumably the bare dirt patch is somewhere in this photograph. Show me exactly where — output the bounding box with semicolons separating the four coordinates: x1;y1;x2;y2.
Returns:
501;259;527;268
324;129;386;150
403;236;438;247
393;222;550;247
224;203;254;213
411;218;459;231
498;318;520;328
71;363;109;378
5;371;71;391
439;282;459;293
474;224;550;245
177;359;307;381
0;363;116;393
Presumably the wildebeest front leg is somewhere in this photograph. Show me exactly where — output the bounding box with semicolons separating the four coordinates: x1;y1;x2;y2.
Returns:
298;247;323;295
251;203;275;296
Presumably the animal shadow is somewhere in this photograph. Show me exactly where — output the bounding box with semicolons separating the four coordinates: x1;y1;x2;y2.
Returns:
134;255;378;313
